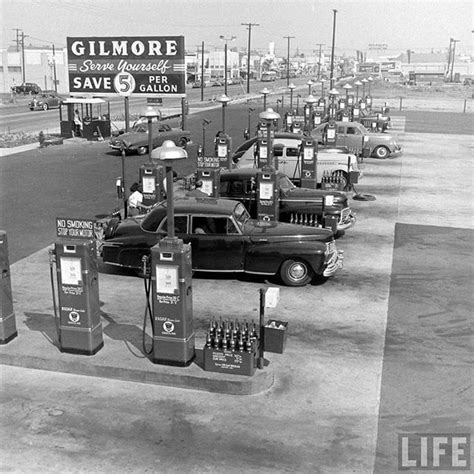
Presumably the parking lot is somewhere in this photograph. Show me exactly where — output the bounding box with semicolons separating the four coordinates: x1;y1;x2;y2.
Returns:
1;102;472;472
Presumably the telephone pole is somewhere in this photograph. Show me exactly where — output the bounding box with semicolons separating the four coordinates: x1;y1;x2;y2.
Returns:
283;35;295;86
450;39;460;82
329;10;337;90
241;22;259;93
315;43;324;80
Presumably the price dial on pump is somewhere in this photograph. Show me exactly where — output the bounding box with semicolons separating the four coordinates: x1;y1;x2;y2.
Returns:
113;72;136;96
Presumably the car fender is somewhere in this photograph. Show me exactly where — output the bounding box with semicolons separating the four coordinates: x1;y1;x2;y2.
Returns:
244;240;326;275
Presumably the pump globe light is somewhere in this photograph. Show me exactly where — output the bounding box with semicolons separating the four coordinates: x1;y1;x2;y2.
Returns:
259;107;281;121
304;94;318;105
151;140;188;161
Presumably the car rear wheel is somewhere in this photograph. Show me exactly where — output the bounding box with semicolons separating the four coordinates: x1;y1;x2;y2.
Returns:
42;103;49;111
373;145;389;159
137;146;148;156
280;259;313;287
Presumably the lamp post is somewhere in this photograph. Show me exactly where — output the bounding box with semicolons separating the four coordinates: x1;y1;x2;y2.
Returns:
201;119;211;155
367;76;373;95
307;79;314;95
320;78;326;98
260;87;270;110
259;108;281;168
361;78;368;98
219;35;236;96
217;94;231;133
140;106;161;163
296;94;301;114
303;94;317;131
151;141;188;239
354;80;362;102
343;82;352;100
288;83;296;111
246;106;255;139
328;88;339;120
329;9;338;91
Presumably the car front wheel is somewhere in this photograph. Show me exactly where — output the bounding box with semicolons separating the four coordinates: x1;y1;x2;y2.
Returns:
373;146;390;159
137;146;148;156
42;103;49;111
279;259;313;287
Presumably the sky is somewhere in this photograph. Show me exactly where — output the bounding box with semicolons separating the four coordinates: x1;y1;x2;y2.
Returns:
0;0;472;58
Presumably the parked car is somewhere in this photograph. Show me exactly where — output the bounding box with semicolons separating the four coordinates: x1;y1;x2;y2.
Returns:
359;112;391;133
12;82;41;95
28;91;61;111
311;121;402;159
100;198;343;287
232;132;362;187
218;168;356;234
109;122;192;155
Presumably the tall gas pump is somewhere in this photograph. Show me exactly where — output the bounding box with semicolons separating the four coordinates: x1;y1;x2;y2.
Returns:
313;111;322;127
256;167;279;224
256;120;271;169
139;163;166;208
347;94;355;107
148;140;194;366
50;218;103;355
0;231;17;344
196;155;221;197
215;131;233;170
324;121;337;147
365;95;372;111
284;112;293;132
352;104;360;122
300;136;318;189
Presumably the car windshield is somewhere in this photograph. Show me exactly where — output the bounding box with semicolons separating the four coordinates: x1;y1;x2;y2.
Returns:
278;175;296;192
233;202;250;228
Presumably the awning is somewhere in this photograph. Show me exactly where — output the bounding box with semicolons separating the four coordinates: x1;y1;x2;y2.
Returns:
62;97;106;104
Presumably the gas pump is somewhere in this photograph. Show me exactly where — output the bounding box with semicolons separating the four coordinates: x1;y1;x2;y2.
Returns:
341;111;350;122
149;239;195;366
196;168;220;197
352;105;360;121
328;103;337;121
338;98;346;110
359;99;367;112
300;137;318;189
365;95;372;110
303;104;312;131
139;163;165;207
256;121;271;168
256;167;279;224
313;111;322;127
325;121;337;146
215;131;232;170
50;219;103;355
284;112;293;132
0;231;17;344
347;94;355;107
317;98;326;117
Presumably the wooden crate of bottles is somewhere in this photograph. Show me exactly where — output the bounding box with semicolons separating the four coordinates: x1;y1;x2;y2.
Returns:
203;318;260;377
320;170;346;191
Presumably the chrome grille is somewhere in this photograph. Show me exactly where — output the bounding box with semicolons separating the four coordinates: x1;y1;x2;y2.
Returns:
289;213;319;226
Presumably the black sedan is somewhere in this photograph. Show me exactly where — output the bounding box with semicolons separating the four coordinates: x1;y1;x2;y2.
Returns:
219;169;356;234
100;198;343;287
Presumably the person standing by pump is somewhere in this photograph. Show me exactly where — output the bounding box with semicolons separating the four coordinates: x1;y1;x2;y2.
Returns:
128;182;152;216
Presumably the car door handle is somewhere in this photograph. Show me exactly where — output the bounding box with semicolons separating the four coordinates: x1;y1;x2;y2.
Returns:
258;238;268;243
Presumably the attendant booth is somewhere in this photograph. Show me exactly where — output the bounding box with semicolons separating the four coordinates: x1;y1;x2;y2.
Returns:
59;97;111;140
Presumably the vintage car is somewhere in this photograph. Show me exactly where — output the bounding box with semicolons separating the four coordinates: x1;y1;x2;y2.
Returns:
359;112;391;133
12;82;41;95
311;121;402;159
218;169;356;234
100;198;343;287
109;122;192;155
232;132;362;187
28;91;61;111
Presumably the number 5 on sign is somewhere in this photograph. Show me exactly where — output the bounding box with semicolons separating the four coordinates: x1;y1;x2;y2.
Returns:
113;72;136;96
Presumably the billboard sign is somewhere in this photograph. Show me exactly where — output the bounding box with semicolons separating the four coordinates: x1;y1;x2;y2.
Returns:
66;36;186;97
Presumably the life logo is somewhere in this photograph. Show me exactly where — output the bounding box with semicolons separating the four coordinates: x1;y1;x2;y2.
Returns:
163;321;175;333
68;311;81;325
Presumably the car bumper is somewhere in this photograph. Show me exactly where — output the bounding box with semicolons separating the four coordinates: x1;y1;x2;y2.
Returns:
390;146;403;157
337;213;356;231
323;250;344;277
109;143;134;152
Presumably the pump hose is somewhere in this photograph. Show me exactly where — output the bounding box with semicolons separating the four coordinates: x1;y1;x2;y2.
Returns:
351;184;376;202
48;251;61;346
142;262;154;356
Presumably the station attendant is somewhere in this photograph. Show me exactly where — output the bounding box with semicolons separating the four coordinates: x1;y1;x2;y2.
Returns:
73;109;83;137
128;182;152;216
185;180;208;198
